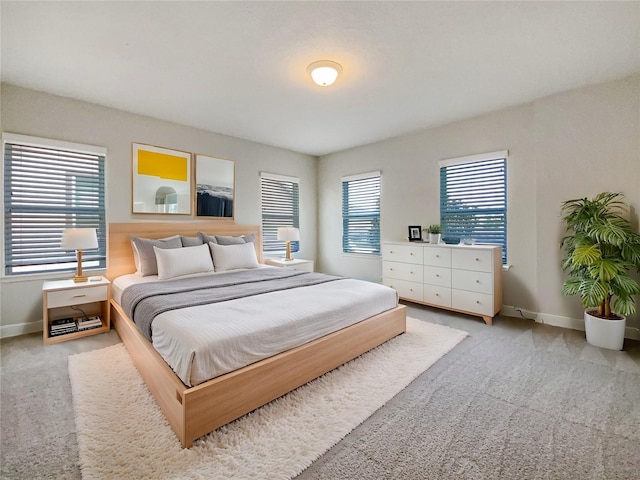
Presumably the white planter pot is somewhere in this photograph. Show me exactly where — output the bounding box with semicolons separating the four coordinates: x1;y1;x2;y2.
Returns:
584;309;626;350
429;233;441;244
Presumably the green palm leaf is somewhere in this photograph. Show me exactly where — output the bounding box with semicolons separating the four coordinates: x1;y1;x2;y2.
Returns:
572;244;601;266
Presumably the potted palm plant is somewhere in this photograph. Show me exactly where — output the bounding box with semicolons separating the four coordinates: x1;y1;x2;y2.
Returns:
427;224;442;244
560;192;640;350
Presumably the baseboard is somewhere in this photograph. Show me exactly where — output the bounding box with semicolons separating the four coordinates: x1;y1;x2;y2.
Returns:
501;305;640;341
0;320;42;339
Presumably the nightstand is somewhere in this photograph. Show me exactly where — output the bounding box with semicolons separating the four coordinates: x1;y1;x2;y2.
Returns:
42;277;111;344
264;258;314;272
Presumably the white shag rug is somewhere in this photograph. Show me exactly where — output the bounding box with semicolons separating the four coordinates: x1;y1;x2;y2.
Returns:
68;317;467;480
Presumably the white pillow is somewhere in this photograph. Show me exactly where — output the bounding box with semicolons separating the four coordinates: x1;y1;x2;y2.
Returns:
209;242;260;272
153;243;214;280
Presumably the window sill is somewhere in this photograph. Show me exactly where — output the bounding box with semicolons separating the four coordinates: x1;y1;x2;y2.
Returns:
341;253;382;259
1;268;106;283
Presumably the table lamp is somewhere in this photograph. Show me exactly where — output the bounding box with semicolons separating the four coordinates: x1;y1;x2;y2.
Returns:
277;227;300;261
61;228;98;282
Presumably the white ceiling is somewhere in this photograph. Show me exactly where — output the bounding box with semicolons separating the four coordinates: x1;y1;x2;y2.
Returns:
2;1;639;156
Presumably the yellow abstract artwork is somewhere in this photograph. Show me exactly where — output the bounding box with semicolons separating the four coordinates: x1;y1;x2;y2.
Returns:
137;150;188;181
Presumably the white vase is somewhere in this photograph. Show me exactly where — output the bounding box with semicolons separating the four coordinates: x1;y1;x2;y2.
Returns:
429;233;441;244
584;309;626;350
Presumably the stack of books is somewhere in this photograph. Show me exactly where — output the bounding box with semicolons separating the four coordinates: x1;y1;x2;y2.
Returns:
50;318;77;337
77;316;102;331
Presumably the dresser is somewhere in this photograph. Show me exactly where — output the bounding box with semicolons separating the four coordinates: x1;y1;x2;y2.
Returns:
382;241;502;325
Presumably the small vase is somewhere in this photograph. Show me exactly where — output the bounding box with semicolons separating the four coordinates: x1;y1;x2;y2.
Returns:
429;233;441;244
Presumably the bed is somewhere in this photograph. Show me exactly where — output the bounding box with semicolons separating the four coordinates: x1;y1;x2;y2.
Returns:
107;221;407;447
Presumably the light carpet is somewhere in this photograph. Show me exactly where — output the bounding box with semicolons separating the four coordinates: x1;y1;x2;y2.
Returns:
68;317;467;480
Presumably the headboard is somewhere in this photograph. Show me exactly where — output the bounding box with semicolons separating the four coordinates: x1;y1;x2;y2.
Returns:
107;221;263;281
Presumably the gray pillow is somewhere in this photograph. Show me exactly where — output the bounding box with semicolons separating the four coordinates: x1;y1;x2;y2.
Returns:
180;236;204;247
130;235;182;276
215;234;255;245
197;232;218;245
215;235;246;245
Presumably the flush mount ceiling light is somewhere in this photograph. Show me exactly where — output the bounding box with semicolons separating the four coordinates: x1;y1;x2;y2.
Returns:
307;60;343;86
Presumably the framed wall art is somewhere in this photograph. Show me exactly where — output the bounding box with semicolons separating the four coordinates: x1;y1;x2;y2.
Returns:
132;143;192;214
195;153;235;218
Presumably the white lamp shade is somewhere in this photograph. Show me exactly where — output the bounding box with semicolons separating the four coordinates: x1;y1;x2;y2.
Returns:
307;60;342;86
61;228;98;250
277;227;300;242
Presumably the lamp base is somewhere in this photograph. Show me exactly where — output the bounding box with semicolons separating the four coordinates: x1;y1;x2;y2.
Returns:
284;241;292;261
73;249;87;282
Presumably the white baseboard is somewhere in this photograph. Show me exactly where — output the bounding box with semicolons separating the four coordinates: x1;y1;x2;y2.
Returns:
502;305;640;341
1;320;42;339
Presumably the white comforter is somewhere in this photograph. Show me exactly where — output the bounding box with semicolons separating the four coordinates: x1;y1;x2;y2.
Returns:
113;270;398;386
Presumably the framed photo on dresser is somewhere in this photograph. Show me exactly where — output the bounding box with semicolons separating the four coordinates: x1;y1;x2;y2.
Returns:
408;225;422;241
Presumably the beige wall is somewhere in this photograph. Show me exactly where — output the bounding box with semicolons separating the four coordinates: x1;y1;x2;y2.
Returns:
318;74;640;331
0;84;318;334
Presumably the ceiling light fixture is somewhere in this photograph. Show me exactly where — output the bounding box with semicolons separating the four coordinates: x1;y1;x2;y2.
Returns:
307;60;343;87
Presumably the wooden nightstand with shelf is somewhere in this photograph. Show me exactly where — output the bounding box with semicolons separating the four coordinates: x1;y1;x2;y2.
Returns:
264;258;314;272
42;277;111;344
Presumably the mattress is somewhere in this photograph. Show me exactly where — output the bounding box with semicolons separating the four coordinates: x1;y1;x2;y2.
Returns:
113;269;398;386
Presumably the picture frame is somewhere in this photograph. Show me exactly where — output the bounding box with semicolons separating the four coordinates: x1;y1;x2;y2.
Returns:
194;153;235;218
408;225;422;242
131;143;192;215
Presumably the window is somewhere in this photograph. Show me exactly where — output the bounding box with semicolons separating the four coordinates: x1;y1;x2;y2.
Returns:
260;172;300;254
342;171;381;255
3;134;106;276
439;151;507;263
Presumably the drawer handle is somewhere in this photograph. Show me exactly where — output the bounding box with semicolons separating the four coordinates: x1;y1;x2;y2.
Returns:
436;255;440;258
410;271;414;274
410;253;414;256
390;268;393;271
476;280;480;283
436;274;440;277
476;300;480;304
390;251;393;253
475;258;480;261
410;288;414;292
72;294;87;298
435;293;439;297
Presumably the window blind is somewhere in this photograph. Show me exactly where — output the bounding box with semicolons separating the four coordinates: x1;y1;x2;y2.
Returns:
3;138;106;275
342;172;381;255
260;172;300;254
439;156;507;263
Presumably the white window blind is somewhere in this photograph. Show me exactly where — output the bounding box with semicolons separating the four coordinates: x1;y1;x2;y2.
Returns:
342;171;381;255
3;135;106;275
439;152;507;263
260;172;300;254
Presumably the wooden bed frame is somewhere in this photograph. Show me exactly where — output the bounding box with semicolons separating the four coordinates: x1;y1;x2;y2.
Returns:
107;221;407;448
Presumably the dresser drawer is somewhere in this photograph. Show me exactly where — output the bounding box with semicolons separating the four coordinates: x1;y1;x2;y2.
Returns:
383;278;423;302
451;249;493;272
47;285;108;308
424;266;451;288
382;244;423;265
383;261;423;283
423;284;451;308
423;247;451;268
452;270;493;295
452;290;495;317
